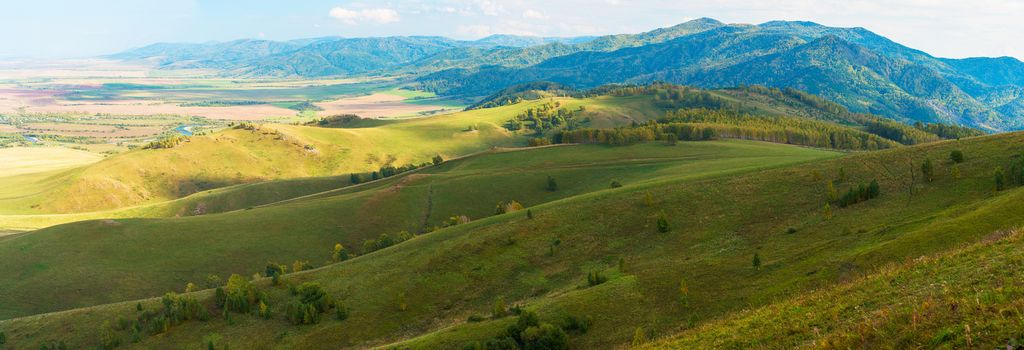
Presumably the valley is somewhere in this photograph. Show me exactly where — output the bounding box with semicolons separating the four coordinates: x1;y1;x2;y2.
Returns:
0;11;1022;350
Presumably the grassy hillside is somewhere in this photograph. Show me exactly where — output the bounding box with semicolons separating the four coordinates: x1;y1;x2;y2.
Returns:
2;131;1024;349
0;95;671;216
0;140;834;320
653;227;1024;348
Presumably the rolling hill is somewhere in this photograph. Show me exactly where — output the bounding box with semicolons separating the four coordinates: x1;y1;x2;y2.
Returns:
1;125;1023;349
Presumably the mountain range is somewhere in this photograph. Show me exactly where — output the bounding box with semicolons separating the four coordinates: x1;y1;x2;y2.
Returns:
112;18;1024;130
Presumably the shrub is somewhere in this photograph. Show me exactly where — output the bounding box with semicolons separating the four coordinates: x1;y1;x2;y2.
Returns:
586;272;608;286
752;253;762;270
561;315;591;334
332;243;349;262
495;200;525;215
546;176;558;192
520;323;569;350
100;320;120;349
286;282;332;325
492;297;508;318
528;138;552;147
786;227;797;234
921;158;935;182
224;274;261;313
657;211;670;233
292;260;313;273
432;154;444;165
610;180;622;188
467;314;486;322
950;149;964;163
264;262;287;278
335;303;349;321
258;301;271;319
349;173;362;184
0;330;5;345
527;209;533;219
136;303;142;311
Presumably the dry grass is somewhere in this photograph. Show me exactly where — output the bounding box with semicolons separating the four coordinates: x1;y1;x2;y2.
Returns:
0;147;103;177
315;93;453;118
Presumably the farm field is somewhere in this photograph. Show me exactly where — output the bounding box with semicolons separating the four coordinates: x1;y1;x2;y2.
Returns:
0;61;466;150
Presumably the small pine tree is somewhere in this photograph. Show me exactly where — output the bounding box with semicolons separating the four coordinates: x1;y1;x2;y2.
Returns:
995;167;1007;191
921;158;935;182
526;209;533;219
827;180;838;201
950;149;964;163
0;330;5;345
349;173;361;184
136;302;142;311
752;253;762;270
546;176;558;192
656;211;670;233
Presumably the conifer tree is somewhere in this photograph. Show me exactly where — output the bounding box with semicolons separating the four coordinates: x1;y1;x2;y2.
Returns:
546;176;558;192
657;211;670;233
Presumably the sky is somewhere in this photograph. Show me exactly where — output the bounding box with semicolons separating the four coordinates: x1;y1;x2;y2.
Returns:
1;0;1022;60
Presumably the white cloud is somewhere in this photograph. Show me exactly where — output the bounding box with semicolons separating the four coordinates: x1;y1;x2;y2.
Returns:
329;7;401;25
522;9;548;20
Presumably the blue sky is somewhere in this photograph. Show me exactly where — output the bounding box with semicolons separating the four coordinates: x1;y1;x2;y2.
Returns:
2;0;1022;60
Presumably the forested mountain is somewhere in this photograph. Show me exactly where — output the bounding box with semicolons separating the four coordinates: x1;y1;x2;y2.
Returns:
416;20;1024;130
112;18;1024;130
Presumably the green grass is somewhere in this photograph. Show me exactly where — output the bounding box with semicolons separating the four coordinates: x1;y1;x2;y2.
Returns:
652;226;1024;349
0;140;836;320
4;131;1024;349
0;95;671;216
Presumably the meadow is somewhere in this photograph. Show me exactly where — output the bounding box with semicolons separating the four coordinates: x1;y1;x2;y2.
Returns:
2;128;1022;349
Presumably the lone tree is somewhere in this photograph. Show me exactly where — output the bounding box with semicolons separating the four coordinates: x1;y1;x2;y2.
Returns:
546;176;558;192
995;167;1007;191
950;149;965;163
921;158;935;182
432;154;444;166
752;253;762;270
657;211;670;233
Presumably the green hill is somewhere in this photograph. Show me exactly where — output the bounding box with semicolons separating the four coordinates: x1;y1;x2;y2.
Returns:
2;127;1023;349
0;140;836;320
